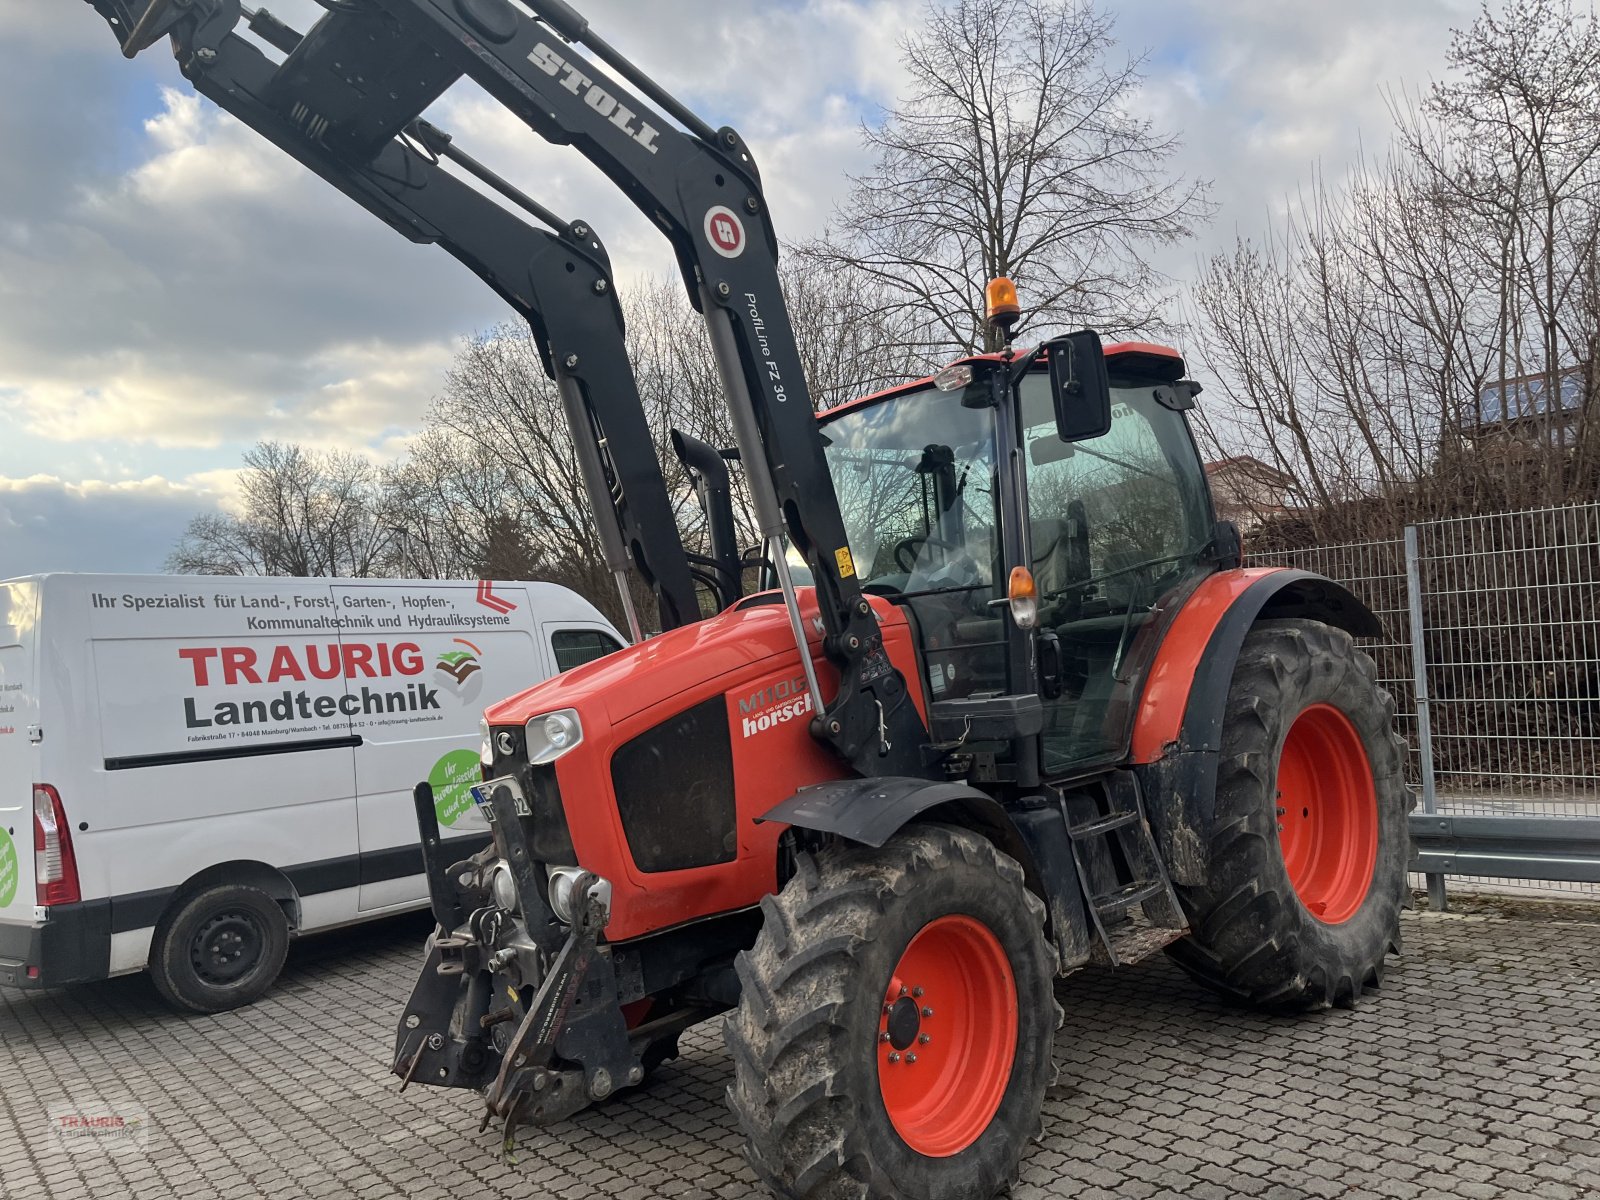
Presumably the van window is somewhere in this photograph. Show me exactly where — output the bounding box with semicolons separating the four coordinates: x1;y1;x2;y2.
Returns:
551;629;623;672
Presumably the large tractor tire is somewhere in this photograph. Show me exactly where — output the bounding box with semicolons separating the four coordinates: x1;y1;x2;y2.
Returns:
725;824;1061;1200
1168;618;1411;1010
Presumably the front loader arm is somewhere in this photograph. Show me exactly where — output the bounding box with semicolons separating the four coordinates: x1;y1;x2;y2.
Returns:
85;0;701;635
85;0;931;775
378;0;933;776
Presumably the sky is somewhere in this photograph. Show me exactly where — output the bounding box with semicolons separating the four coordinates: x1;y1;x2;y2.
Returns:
0;0;1481;576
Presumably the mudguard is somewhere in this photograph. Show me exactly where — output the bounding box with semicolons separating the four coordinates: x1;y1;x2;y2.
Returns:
760;776;1013;849
760;777;1096;971
1131;568;1385;885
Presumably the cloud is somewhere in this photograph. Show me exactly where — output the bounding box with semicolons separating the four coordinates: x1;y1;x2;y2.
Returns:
0;475;223;576
1;0;1487;535
0;71;489;460
1118;0;1480;273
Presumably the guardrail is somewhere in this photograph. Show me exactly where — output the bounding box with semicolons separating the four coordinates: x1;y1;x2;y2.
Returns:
1410;814;1600;886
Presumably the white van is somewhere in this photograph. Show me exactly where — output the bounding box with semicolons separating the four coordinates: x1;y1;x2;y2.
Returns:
0;574;622;1012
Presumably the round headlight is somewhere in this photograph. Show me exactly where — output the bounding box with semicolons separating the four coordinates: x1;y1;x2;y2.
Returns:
491;862;518;913
544;712;577;750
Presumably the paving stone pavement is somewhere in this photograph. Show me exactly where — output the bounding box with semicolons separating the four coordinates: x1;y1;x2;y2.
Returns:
1;902;1597;1200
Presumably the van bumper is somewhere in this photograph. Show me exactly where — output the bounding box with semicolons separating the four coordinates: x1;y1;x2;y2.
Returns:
0;901;112;989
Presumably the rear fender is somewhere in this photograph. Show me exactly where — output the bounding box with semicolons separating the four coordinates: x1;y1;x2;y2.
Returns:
759;778;1094;973
1132;569;1384;885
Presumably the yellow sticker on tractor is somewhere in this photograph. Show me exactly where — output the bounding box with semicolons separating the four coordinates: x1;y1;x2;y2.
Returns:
835;547;856;578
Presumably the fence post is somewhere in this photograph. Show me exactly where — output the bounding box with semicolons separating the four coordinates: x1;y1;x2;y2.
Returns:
1404;524;1447;912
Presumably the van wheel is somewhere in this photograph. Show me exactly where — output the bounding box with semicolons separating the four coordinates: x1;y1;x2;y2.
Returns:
150;885;290;1014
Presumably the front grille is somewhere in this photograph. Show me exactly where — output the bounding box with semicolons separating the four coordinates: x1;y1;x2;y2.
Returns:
610;698;736;873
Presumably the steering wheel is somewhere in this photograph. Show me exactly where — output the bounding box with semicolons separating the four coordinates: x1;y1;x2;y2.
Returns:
894;535;948;572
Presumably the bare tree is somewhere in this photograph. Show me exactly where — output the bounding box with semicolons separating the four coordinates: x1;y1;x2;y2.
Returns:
1191;0;1600;541
168;249;997;614
169;441;391;576
807;0;1211;353
381;427;539;580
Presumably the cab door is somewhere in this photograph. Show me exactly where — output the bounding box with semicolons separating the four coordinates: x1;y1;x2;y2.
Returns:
1020;376;1215;775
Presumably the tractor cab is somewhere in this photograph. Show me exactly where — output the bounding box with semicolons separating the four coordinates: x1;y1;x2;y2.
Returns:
816;342;1221;775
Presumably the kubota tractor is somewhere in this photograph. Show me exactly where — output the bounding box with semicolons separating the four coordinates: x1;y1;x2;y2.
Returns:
87;2;1411;1197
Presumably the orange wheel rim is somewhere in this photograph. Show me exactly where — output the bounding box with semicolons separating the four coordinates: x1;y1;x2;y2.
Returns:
1276;703;1379;924
877;914;1018;1158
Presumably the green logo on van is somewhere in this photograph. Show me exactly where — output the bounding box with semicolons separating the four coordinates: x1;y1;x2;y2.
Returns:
430;749;482;828
0;827;18;908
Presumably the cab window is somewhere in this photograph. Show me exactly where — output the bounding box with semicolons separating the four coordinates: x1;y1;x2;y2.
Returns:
550;629;623;672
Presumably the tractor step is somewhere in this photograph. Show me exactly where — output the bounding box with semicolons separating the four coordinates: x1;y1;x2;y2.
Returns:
1088;878;1168;915
1068;810;1141;839
1062;771;1187;968
1088;913;1190;967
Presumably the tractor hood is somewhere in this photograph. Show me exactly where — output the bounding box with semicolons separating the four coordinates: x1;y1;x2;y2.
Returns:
484;589;909;727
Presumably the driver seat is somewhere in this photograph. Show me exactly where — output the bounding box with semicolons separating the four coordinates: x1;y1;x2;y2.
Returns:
1030;501;1090;598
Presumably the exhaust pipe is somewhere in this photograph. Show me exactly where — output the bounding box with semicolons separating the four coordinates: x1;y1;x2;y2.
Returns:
671;428;742;610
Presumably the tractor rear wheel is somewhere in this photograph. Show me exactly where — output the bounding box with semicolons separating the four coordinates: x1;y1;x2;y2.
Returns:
724;824;1060;1200
1168;618;1411;1010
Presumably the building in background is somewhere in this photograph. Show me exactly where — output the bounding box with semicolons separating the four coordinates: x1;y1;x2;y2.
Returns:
1465;367;1586;445
1204;456;1296;532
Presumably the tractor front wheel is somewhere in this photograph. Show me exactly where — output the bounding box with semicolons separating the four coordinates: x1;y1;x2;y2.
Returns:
1168;618;1411;1010
725;824;1060;1200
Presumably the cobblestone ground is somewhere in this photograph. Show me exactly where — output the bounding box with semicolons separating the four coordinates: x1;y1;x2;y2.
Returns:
2;902;1596;1200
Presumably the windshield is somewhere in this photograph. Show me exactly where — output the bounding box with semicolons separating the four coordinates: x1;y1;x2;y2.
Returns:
819;384;999;595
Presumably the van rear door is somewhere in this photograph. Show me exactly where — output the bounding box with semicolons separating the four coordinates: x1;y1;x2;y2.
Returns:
0;581;40;929
334;582;545;911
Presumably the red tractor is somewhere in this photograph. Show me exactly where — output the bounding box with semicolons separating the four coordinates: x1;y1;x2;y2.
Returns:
89;3;1410;1197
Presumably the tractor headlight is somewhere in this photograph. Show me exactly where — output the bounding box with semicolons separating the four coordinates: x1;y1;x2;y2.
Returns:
479;718;494;767
547;865;612;926
524;709;583;765
490;861;519;913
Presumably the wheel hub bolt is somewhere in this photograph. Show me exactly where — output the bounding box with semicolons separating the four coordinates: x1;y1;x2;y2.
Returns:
919;1034;931;1045
912;987;924;998
905;1054;917;1064
922;1007;933;1018
879;1033;890;1043
887;1053;900;1064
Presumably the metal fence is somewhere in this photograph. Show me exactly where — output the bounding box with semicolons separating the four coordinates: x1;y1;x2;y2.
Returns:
1249;501;1600;902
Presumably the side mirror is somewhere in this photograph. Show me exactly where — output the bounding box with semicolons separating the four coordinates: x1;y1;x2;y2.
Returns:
1046;330;1112;443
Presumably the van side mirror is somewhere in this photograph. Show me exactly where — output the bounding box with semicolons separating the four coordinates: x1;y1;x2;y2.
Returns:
1045;331;1112;443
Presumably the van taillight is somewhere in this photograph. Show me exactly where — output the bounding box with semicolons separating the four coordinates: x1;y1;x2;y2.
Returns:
33;785;80;906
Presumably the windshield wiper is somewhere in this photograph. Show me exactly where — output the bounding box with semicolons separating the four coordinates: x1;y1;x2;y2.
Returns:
1040;548;1201;602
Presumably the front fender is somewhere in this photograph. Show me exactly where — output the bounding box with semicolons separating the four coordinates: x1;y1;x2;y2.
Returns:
759;777;1094;972
1132;568;1384;884
759;776;1010;849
